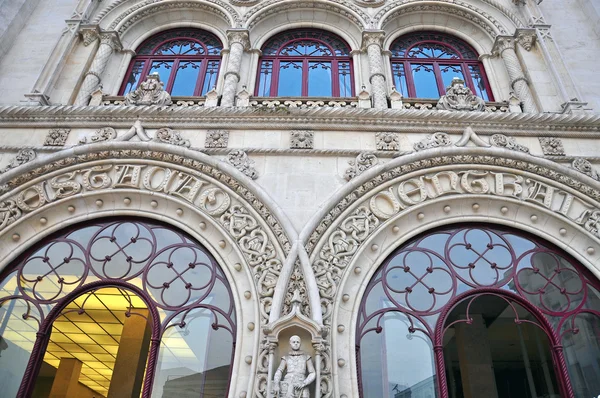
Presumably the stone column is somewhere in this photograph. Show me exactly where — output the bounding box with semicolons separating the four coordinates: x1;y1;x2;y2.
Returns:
75;28;122;106
107;309;152;398
454;314;499;398
362;30;388;109
492;36;538;113
221;29;250;107
48;358;83;398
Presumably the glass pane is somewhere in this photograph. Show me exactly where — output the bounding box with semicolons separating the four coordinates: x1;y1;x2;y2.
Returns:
257;61;273;96
31;288;151;398
392;62;409;96
149;61;174;89
154;307;235;397
308;61;332;96
277;61;302;96
0;280;39;398
439;64;466;91
561;313;600;398
338;61;352;97
469;65;490;101
360;311;437;398
123;61;145;94
201;60;220;96
411;64;439;98
171;61;201;96
443;295;559;398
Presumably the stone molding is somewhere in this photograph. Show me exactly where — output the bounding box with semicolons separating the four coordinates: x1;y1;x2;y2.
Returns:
0;106;598;134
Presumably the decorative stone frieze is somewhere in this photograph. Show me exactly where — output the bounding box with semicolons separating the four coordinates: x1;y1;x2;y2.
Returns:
44;128;70;146
344;152;379;181
490;134;530;153
539;137;565;156
227;150;258;180
205;130;230;148
153;128;190;147
375;132;400;151
414;132;453;151
124;74;172;106
290;131;314;149
572;158;600;180
0;149;36;174
436;78;486;112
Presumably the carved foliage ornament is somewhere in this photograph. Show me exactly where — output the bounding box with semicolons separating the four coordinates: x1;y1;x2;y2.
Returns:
414;132;453;151
227;150;258;180
490;134;530;153
44;129;70;146
282;261;310;317
436;78;486;112
344;152;379;181
1;149;36;174
572;158;600;181
124;73;173;106
153;128;190;147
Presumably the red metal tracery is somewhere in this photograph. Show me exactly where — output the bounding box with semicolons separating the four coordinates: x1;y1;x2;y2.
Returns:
0;218;236;398
390;31;494;100
256;29;354;97
119;28;223;96
357;225;600;398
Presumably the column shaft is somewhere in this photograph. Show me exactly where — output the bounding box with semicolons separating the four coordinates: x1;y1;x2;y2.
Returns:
107;309;152;398
221;30;249;107
362;31;388;109
48;358;83;398
495;37;538;113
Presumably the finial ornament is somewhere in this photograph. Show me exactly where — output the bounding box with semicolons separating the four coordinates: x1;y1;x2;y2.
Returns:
124;73;172;106
436;78;486;112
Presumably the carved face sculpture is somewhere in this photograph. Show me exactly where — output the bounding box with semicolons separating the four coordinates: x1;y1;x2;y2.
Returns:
290;335;301;351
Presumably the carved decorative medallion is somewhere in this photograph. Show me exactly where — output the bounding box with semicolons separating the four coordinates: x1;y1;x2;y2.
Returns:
290;130;314;149
205;130;229;148
539;137;565;156
375;132;400;151
44;128;70;146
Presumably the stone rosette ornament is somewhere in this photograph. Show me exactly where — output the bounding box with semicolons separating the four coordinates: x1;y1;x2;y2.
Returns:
436;77;486;112
124;73;173;106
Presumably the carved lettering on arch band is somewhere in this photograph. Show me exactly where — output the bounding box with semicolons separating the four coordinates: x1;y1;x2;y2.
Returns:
366;169;596;232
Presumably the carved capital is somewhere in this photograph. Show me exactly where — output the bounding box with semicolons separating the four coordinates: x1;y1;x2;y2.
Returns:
361;30;385;50
80;25;100;46
99;31;123;51
492;35;516;56
226;29;250;50
515;28;537;51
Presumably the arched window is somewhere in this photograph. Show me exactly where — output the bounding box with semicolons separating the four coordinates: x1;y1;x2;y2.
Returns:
256;29;354;97
390;32;493;100
357;225;600;398
119;29;223;96
0;219;236;397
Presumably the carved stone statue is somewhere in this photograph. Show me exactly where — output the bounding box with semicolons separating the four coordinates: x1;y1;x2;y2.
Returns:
272;336;316;397
124;73;173;106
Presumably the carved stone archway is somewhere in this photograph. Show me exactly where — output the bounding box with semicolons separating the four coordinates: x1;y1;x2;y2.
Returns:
299;146;600;397
0;141;298;398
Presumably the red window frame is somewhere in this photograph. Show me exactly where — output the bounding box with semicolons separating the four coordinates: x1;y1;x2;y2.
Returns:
390;32;494;100
119;28;223;96
255;29;354;97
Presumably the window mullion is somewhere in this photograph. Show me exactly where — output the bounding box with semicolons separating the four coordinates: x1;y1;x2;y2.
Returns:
404;61;417;98
432;62;445;96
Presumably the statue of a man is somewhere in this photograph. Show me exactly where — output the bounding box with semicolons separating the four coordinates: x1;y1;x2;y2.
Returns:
272;335;316;397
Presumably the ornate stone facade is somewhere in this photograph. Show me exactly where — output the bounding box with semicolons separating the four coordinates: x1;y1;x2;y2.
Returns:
1;0;600;397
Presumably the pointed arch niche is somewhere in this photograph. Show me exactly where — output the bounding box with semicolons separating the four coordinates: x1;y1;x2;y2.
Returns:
0;218;237;398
